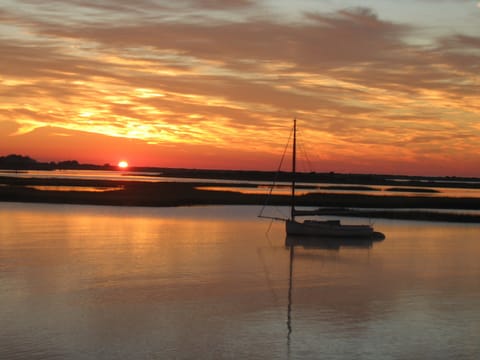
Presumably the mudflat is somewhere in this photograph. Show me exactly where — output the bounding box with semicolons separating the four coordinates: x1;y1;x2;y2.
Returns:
1;176;480;222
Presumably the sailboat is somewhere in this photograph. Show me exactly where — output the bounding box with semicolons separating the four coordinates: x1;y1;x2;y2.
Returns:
285;119;385;240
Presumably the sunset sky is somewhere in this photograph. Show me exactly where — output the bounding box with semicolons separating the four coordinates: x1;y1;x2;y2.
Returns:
1;0;479;176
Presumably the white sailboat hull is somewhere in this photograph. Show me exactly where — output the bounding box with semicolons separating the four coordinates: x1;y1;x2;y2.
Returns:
286;219;384;239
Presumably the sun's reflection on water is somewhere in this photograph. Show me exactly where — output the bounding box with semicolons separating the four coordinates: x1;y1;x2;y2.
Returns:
26;185;124;192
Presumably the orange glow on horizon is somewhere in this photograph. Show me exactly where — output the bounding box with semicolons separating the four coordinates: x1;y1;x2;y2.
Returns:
0;3;479;177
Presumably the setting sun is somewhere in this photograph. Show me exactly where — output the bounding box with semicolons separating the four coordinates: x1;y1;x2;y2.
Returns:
118;160;129;169
1;1;479;177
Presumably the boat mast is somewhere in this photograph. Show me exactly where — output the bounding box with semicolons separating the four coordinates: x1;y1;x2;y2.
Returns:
290;118;296;221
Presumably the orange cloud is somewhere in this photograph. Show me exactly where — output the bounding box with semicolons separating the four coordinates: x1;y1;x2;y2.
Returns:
1;2;479;176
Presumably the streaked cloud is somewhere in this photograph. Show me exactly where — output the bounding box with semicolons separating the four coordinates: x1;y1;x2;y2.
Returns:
0;0;479;175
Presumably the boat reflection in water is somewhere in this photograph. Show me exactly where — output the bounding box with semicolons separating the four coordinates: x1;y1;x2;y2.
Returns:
285;233;384;250
284;234;384;354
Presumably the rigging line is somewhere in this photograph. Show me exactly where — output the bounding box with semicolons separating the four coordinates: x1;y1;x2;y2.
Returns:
296;126;314;173
298;141;314;173
258;125;294;218
265;218;274;236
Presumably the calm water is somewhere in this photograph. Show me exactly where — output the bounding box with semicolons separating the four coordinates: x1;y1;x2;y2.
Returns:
1;203;480;359
3;169;480;198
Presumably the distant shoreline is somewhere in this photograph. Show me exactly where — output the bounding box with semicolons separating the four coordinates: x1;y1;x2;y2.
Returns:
2;155;480;188
2;176;480;223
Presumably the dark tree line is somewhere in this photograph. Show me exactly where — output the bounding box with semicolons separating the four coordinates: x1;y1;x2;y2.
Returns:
0;154;111;170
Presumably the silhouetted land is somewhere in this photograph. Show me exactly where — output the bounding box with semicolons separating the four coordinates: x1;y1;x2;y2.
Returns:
2;153;480;188
2;154;480;222
1;176;480;223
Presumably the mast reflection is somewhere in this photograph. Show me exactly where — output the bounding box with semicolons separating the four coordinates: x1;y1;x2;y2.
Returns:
284;235;384;356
